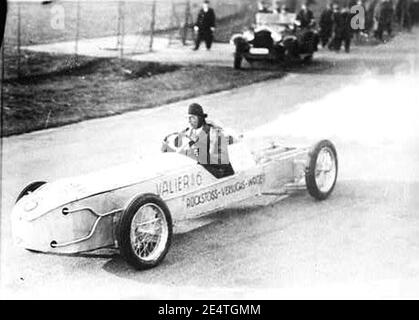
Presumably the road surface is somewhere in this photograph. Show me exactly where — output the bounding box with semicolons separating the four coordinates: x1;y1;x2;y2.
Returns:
1;29;419;299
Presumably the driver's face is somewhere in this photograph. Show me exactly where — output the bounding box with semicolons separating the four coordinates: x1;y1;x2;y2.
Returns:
188;115;199;129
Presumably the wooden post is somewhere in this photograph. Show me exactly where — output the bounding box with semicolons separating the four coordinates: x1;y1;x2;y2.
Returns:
75;0;81;60
149;0;156;52
168;0;176;46
401;3;405;31
182;0;191;45
116;0;125;58
116;0;121;49
17;1;21;78
1;38;4;136
0;0;5;136
121;1;125;58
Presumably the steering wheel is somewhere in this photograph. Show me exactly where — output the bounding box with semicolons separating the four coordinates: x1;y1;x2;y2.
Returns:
161;132;196;153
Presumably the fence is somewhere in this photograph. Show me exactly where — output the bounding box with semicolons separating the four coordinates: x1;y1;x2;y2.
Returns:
1;0;249;80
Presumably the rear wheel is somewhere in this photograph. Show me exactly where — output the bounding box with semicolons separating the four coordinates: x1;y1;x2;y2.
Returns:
118;194;172;270
234;53;243;69
283;38;298;63
305;140;338;200
16;181;47;203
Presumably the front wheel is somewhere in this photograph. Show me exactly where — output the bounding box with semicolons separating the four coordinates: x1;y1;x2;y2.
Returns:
303;54;313;63
117;194;172;270
234;53;243;69
305;140;338;200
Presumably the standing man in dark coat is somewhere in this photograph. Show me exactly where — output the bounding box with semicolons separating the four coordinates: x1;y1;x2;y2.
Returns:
329;4;353;52
375;0;394;41
328;3;353;52
295;2;318;53
340;6;354;52
296;2;315;29
319;2;334;47
365;0;380;35
396;0;412;31
328;3;342;51
193;0;216;51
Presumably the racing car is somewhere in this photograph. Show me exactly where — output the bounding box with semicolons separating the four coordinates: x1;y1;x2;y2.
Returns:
230;12;319;69
11;131;338;270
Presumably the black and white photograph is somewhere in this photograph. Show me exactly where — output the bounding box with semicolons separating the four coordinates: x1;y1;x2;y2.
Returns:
0;0;419;301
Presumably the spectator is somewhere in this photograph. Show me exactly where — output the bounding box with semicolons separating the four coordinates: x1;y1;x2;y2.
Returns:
340;6;354;52
258;1;272;13
365;0;380;35
279;4;291;13
193;0;216;51
396;0;412;31
328;3;343;51
273;1;291;13
319;2;334;47
412;0;419;25
328;3;353;52
273;0;282;13
374;0;394;41
296;2;315;29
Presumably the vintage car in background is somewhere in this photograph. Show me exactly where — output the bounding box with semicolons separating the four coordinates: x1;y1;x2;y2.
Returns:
230;12;319;69
11;129;337;270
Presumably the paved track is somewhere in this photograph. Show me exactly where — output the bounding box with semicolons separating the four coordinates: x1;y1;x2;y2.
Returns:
1;30;419;299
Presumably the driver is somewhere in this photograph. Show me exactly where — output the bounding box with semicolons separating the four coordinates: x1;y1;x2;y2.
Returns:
176;103;234;179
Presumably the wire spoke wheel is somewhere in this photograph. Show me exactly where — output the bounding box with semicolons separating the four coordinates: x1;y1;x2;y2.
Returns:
118;194;172;270
314;147;336;193
130;204;168;261
306;140;338;200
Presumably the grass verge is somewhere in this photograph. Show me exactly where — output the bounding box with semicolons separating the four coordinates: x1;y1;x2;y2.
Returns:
2;54;286;137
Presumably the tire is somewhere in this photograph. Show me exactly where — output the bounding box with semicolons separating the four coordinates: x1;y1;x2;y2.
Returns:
283;38;298;62
303;54;313;63
305;140;338;200
117;193;172;270
16;181;47;203
234;53;243;69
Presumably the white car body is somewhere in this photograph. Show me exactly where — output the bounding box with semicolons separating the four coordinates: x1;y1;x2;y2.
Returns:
11;134;337;269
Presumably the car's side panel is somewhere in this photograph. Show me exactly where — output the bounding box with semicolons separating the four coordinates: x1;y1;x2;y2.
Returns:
260;148;309;192
169;167;266;221
12;192;117;254
11;146;310;255
12;158;205;253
